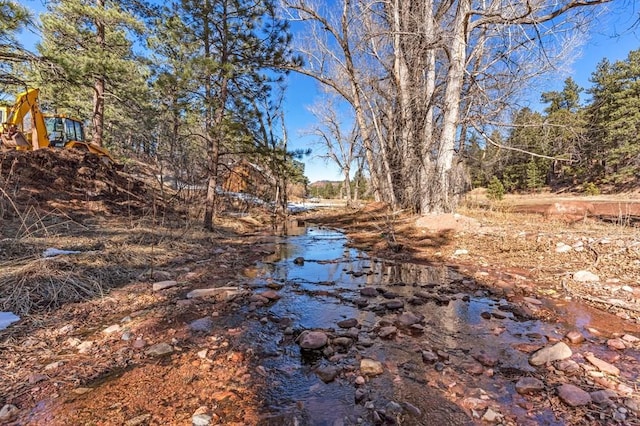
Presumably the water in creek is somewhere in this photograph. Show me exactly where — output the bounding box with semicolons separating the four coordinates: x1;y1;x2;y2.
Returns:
239;225;640;425
0;311;19;330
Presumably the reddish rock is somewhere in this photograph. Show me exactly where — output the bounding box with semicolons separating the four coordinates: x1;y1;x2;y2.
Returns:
565;330;585;344
607;338;626;350
557;384;592;407
585;353;620;376
298;331;328;350
515;377;544;395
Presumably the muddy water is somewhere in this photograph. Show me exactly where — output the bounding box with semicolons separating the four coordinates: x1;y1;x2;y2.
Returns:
241;225;640;425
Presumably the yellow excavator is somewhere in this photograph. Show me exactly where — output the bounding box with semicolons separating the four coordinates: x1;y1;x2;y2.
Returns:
0;88;113;160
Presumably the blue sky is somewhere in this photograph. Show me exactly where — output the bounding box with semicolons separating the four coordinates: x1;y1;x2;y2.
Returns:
18;0;640;183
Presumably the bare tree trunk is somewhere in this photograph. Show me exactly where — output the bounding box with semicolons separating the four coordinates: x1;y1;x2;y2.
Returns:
91;0;105;147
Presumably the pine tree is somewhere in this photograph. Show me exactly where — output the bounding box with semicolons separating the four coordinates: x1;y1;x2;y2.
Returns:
0;1;32;87
163;0;296;229
37;0;145;147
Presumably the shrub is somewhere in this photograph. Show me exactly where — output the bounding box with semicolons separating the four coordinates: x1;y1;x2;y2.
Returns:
583;182;600;196
487;176;505;201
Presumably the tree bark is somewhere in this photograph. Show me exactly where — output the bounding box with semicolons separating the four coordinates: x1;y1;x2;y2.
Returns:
91;0;106;147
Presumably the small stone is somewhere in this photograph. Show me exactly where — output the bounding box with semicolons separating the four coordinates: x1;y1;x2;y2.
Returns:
355;388;367;402
0;404;19;422
333;337;352;348
132;338;146;349
77;341;94;354
360;359;384;376
145;343;174;357
192;414;212;426
197;349;208;359
152;280;178;291
573;270;600;282
385;300;404;310
555;243;572;253
72;387;93;395
453;249;469;256
622;334;639;343
298;331;328;350
622;285;634;293
316;366;339;383
337;318;358;328
293;257;305;265
44;361;63;370
260;290;280;300
421;350;438;364
121;331;133;341
396;312;422;327
590;389;616;405
189;317;214;333
186;287;245;301
57;324;74;335
480;312;492;320
124;414;151;426
402;402;421;416
379;326;397;339
463;362;484;375
585;353;620;376
103;324;121;334
473;352;498;367
555;359;580;374
355;376;365;386
386;401;402;415
482;408;500;422
515;377;544;395
557;384;591;406
28;374;48;384
607;338;626;350
360;287;378;297
565;330;585;344
529;342;572;366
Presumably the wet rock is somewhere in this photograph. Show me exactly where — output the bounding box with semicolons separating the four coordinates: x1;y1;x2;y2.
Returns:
152;280;178;291
565;330;585;344
585;353;620;376
573;270;600;282
357;337;374;347
378;326;397;339
360;358;384;376
480;312;492;320
360;287;378;297
529;342;572;366
354;298;369;307
249;294;269;304
266;282;284;290
395;312;422;327
298;331;328;350
382;291;399;299
145;343;174;357
337;318;358;328
557;384;591;406
607;338;626;350
316;365;339;383
0;404;19;422
293;257;305;265
385;300;404;310
260;290;280;300
355;388;368;402
515;377;544;395
333;337;352;348
473;351;498;367
187;287;246;301
189;317;214;333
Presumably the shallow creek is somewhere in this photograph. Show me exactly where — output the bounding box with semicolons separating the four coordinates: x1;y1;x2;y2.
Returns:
239;225;640;425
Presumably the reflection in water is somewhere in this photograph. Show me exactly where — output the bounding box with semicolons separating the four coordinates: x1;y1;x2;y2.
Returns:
246;226;639;425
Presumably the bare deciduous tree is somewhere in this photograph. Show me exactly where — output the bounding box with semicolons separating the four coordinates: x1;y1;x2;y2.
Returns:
283;0;612;213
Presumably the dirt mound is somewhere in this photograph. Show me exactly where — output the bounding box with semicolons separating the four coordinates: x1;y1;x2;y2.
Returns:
0;149;162;220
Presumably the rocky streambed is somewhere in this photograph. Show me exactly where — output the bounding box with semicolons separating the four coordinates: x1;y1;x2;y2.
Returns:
239;226;640;425
2;224;639;425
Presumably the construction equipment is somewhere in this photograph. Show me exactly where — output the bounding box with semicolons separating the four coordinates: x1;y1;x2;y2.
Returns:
0;88;113;159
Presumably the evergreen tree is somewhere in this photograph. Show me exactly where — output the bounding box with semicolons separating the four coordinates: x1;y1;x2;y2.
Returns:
587;51;640;183
0;1;32;87
164;0;296;229
37;0;145;147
